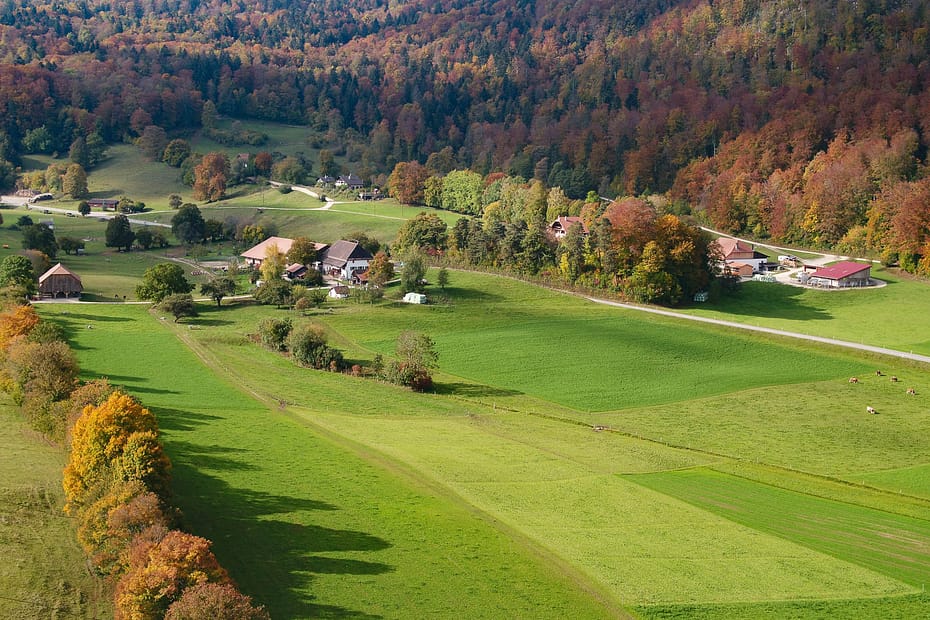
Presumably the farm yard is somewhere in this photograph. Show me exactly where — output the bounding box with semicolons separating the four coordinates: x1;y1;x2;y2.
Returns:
36;267;930;618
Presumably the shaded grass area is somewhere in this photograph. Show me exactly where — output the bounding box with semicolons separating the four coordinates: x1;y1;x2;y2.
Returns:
0;399;110;619
682;269;930;354
626;468;930;587
39;303;619;619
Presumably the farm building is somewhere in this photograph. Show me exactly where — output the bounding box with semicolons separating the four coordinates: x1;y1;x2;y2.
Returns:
403;292;427;304
335;174;364;190
322;240;373;280
724;262;754;278
241;236;294;267
284;263;308;280
328;285;350;299
548;216;589;240
712;237;768;273
87;198;119;210
38;263;82;298
809;261;872;288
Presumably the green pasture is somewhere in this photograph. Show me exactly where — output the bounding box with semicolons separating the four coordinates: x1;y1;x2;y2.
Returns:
0;399;110;619
684;267;930;354
39;303;618;619
35;266;930;616
188;118;318;161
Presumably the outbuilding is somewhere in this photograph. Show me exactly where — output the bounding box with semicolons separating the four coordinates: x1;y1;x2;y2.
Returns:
809;261;872;288
38;263;83;298
403;292;427;304
328;285;350;299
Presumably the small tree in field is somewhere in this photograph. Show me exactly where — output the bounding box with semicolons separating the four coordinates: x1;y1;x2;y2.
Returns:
200;276;237;307
436;267;449;290
386;330;439;391
136;264;193;302
159;293;198;322
166;583;269;620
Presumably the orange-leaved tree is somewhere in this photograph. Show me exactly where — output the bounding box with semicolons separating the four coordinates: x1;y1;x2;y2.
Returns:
63;391;170;515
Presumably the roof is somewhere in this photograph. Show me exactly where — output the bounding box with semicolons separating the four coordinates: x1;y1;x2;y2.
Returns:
812;261;871;280
285;263;307;274
39;263;82;285
550;216;589;233
241;236;295;261
713;237;755;258
336;174;364;186
323;240;374;266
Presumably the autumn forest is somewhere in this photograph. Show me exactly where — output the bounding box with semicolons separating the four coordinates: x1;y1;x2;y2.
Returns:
1;0;930;267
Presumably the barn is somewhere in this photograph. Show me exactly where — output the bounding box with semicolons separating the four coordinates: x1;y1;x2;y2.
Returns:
38;263;83;298
809;261;872;288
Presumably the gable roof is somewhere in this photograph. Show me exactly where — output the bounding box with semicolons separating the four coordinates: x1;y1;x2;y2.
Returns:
336;174;364;187
39;262;81;285
241;236;295;261
713;237;755;259
550;216;589;233
323;240;374;266
812;261;871;280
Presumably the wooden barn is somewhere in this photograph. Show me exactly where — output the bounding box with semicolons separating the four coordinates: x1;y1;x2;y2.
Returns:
38;263;83;298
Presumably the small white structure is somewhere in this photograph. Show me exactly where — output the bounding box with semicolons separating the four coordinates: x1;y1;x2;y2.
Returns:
403;292;427;304
328;285;350;299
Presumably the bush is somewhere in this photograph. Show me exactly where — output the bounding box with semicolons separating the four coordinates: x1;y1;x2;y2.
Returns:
165;582;269;620
257;317;292;351
287;323;343;370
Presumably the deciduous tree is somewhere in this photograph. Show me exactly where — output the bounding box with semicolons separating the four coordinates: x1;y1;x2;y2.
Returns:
193;152;229;202
159;293;197;322
172;204;206;245
200;277;237;307
136;264;193;302
105;215;135;252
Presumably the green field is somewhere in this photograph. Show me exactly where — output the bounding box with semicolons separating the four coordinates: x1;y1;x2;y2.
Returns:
36;266;930;617
0;398;110;619
683;268;930;354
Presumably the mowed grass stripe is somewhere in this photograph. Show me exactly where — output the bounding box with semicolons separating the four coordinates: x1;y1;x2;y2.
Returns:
627;468;930;588
39;303;620;619
304;411;910;606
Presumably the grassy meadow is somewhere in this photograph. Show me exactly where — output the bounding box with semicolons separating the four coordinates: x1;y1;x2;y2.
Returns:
36;265;930;618
0;398;110;619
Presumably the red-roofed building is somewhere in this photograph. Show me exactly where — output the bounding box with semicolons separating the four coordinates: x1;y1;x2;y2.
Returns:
548;216;589;240
809;261;872;288
712;237;768;274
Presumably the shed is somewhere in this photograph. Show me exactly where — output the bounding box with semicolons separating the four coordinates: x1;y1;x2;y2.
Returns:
38;263;82;298
328;285;350;299
403;292;427;304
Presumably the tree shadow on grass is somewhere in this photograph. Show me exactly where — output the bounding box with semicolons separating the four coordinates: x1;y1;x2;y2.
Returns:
152;406;222;432
170;460;392;619
189;317;234;327
53;311;136;323
691;282;834;321
434;382;523;398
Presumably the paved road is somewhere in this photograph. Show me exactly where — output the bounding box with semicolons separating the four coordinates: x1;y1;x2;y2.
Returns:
22;204;172;228
586;296;930;365
700;226;879;267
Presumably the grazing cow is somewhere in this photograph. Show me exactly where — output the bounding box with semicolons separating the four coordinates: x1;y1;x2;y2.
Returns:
866;406;877;414
876;370;884;376
891;376;899;382
907;388;917;396
848;377;859;383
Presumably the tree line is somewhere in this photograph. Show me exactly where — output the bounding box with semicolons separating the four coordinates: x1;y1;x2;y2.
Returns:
0;296;268;618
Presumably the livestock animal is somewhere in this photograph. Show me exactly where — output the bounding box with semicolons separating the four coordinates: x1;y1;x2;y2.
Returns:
907;388;917;396
891;376;899;382
876;370;884;376
848;377;859;383
866;406;877;414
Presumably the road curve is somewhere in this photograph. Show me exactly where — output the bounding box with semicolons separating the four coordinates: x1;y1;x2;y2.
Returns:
586;296;930;365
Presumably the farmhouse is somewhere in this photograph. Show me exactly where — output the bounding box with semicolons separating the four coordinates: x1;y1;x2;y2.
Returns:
809;261;872;288
335;174;364;190
284;263;308;280
322;240;373;280
548;216;589;240
38;263;82;298
316;175;336;186
241;236;295;267
713;237;768;273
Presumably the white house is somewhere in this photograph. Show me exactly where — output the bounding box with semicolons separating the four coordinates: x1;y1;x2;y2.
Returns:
712;237;768;274
328;285;350;299
322;240;374;280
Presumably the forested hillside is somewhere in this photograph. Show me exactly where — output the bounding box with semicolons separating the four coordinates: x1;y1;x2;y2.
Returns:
1;0;929;261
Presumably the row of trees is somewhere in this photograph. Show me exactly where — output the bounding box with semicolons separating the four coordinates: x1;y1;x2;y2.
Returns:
392;183;718;304
0;292;268;618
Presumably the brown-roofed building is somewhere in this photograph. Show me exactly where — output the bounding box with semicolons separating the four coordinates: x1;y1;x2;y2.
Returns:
240;236;295;267
809;261;872;288
322;240;374;280
38;263;82;298
284;263;308;280
712;237;768;274
548;216;589;240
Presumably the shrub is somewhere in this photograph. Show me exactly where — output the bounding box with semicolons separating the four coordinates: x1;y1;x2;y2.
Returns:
287;323;343;370
165;582;269;620
257;317;292;351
